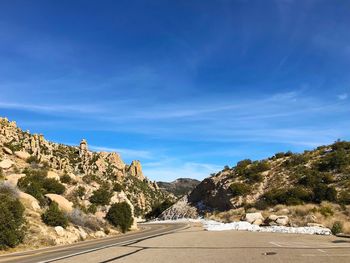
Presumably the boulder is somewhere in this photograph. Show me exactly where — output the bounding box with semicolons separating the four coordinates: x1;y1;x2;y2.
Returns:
275;215;289;226
94;231;106;238
266;214;278;222
252;218;264;226
3;147;12;155
14;151;31;160
45;194;73;212
47;171;60;180
128;160;145;180
5;173;26;186
242;212;264;224
55;226;66;236
18;191;41;211
0;159;14;169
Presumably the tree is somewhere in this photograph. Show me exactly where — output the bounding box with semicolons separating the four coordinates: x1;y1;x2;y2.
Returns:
106;202;133;233
89;188;113;206
0;185;25;249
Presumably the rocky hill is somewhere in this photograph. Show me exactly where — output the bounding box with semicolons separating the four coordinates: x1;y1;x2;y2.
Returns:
0;117;170;250
157;178;200;198
160;141;350;233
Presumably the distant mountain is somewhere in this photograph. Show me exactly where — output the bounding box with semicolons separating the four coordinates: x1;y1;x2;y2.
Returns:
158;178;200;198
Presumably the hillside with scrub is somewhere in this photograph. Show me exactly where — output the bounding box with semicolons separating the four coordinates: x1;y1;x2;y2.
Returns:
0;117;171;251
160;140;350;234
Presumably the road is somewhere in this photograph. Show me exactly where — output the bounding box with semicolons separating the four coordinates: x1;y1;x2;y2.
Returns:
0;223;187;263
1;223;350;263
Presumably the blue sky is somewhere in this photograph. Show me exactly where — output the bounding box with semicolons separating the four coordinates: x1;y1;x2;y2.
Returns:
0;0;349;181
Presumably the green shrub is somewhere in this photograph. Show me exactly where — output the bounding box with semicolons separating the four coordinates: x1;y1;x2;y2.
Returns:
18;170;65;205
318;149;350;172
26;156;39;164
319;206;334;217
89;188;113;206
145;200;174;219
60;174;72;184
87;204;97;214
41;202;68;228
259;186;312;207
331;221;343;235
284;154;307;167
113;183;124;192
106;202;133;233
230;182;251;197
313;185;337;203
338;191;350;205
74;186;86;199
0;185;25;249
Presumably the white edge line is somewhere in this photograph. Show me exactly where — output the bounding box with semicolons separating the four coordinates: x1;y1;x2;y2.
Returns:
38;224;188;263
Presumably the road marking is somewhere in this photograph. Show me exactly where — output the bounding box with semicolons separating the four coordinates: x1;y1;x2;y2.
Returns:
269;242;282;247
37;224;188;263
317;249;326;253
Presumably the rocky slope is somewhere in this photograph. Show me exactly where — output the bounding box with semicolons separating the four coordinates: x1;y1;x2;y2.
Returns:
0;117;169;249
157;178;200;198
159;141;350;233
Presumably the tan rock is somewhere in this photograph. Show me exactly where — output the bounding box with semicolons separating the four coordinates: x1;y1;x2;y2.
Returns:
242;212;264;224
18;191;41;211
45;194;73;212
128;160;145;180
307;223;325;228
275;215;289;226
3;147;12;155
94;211;106;220
5;173;26;186
55;226;66;236
94;231;106;238
252;218;264;226
47;171;60;180
14;151;31;160
0;159;14;169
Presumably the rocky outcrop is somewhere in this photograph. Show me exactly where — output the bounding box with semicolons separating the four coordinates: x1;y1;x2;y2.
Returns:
3;146;12;155
242;212;264;224
47;171;60;180
18;191;41;211
5;173;26;186
159;196;198;220
128;160;145;180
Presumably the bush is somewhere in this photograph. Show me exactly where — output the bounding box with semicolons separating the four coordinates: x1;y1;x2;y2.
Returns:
319;206;334;217
331;221;343;235
41;202;68;228
74;186;86;199
145;200;174;219
26;156;39;164
60;174;72;184
106;202;133;233
259;186;312;207
18;170;66;205
0;184;25;249
318;149;350;172
313;185;337;203
89;188;113;206
113;183;123;192
230;182;251;197
338;191;350;205
87;204;97;214
68;209;104;231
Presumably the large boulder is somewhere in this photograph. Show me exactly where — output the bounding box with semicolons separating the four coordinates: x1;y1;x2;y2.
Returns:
18;191;41;211
242;212;264;224
14;151;31;160
3;147;13;155
0;159;14;169
5;173;26;186
45;194;73;212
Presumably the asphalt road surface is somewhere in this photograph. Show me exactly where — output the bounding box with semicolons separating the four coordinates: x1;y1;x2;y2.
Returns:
1;223;350;263
0;223;187;263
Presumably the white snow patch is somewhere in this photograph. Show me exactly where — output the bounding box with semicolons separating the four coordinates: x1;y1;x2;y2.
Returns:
149;219;332;235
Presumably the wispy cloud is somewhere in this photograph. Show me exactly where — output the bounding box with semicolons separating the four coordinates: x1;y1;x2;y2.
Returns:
89;145;153;160
338;93;348;100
